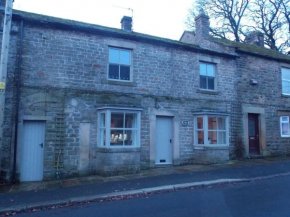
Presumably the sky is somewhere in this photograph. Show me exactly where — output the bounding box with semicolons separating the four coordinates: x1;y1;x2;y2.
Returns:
13;0;194;41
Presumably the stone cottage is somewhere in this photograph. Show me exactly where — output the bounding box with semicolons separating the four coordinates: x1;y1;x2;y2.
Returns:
0;6;290;182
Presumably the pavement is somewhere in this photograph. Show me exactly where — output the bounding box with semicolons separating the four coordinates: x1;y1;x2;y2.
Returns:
1;156;290;215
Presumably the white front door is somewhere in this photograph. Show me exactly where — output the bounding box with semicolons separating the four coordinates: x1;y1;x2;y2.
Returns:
156;116;173;165
20;121;45;182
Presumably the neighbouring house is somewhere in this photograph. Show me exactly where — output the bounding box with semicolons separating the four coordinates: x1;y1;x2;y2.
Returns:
0;5;290;182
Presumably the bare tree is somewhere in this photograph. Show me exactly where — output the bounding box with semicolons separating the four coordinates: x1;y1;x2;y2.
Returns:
185;0;290;53
185;0;250;42
249;0;289;52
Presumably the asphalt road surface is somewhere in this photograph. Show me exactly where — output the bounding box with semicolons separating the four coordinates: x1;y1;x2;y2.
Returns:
14;175;290;217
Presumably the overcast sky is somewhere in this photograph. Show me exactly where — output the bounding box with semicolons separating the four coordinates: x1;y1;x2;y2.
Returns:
13;0;194;40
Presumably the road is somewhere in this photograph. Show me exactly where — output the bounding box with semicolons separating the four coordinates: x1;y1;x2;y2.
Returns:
13;175;290;217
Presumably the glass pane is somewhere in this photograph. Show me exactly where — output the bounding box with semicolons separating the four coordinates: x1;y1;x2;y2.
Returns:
109;48;119;63
208;131;217;144
120;66;130;80
197;117;203;129
282;123;290;135
100;113;105;127
99;129;106;146
200;76;207;89
282;68;290;80
200;63;207;75
208;77;215;90
208;117;217;130
120;50;131;65
198;131;204;144
218;132;226;144
111;113;124;128
125;113;137;128
124;130;136;146
282;81;290;94
248;119;255;136
218;117;226;130
282;116;289;122
110;130;124;146
207;64;215;76
109;64;119;79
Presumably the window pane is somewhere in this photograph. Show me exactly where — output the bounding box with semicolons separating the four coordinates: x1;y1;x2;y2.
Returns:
100;129;106;146
109;64;119;79
120;66;130;80
110;130;124;146
208;77;215;90
282;68;290;80
197;117;203;129
111;113;124;128
218;132;226;144
125;113;137;128
282;81;290;94
120;50;131;65
109;48;119;63
200;63;207;75
100;113;105;127
282;116;289;122
248;119;255;137
200;76;207;89
124;130;136;146
218;117;226;130
208;131;217;144
198;131;204;144
207;64;215;76
208;117;217;130
282;123;290;135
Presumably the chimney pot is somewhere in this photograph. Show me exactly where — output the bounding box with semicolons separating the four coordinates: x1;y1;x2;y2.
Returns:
195;8;210;40
121;16;132;32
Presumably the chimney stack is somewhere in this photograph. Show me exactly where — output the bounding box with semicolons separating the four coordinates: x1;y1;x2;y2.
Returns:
195;9;210;40
245;31;264;47
121;16;132;32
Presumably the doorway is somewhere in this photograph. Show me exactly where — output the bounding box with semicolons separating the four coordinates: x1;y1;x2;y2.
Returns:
248;114;260;155
20;121;45;182
155;116;173;165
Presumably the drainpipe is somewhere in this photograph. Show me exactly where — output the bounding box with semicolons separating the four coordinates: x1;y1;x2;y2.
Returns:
12;20;23;183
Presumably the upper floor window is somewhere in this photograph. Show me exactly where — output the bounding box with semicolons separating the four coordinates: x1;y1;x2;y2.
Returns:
108;47;131;81
200;62;216;91
282;68;290;95
97;107;142;147
280;116;290;137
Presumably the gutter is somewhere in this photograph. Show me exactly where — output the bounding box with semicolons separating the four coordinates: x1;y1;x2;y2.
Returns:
12;19;23;183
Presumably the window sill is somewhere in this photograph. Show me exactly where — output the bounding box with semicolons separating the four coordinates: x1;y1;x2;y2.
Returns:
194;145;229;150
97;147;140;153
101;79;137;87
197;89;219;95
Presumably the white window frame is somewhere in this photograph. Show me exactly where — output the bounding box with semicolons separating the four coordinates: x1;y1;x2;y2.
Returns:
194;114;229;147
97;107;142;148
108;47;132;82
280;116;290;137
199;62;216;91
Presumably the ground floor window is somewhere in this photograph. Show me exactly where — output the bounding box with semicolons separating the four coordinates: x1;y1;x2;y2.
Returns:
194;114;229;146
97;107;142;147
280;116;290;137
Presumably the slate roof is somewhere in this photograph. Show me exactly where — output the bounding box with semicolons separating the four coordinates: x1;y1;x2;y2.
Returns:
10;9;290;62
10;9;236;59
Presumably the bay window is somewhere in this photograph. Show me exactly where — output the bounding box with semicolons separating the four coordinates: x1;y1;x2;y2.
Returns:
194;114;229;146
97;107;142;147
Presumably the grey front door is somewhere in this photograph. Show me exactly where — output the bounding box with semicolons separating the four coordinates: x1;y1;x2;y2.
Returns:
20;121;45;182
156;116;173;165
